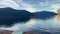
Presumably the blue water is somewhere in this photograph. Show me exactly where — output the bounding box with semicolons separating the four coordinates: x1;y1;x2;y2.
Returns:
14;15;60;34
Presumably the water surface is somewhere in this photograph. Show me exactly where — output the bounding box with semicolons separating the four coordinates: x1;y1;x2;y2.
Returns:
14;15;60;34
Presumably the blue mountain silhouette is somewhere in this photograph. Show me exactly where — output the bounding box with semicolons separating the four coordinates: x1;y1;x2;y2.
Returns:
0;7;33;26
33;11;57;20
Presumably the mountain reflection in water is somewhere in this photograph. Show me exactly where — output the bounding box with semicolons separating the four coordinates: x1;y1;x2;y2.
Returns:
14;15;60;34
29;15;60;33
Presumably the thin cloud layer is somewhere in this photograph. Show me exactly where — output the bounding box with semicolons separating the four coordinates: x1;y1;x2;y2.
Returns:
0;0;21;9
0;0;60;12
14;0;60;12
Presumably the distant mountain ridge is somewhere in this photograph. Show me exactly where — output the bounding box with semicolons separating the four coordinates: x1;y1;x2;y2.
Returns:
34;11;57;15
33;11;57;20
0;7;33;26
0;7;57;26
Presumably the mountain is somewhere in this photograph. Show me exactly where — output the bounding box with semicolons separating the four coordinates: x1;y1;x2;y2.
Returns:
0;7;33;26
33;11;57;20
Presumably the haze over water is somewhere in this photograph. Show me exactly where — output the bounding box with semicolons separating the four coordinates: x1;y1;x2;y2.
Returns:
13;15;60;34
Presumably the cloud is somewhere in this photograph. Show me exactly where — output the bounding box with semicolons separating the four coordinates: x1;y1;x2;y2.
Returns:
14;0;38;12
50;4;60;13
0;0;20;9
39;1;50;6
51;4;60;8
0;0;60;12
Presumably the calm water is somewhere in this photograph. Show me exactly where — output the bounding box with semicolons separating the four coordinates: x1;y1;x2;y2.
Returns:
13;15;60;34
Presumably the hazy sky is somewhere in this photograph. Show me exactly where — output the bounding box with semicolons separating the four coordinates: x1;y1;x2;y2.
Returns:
0;0;60;13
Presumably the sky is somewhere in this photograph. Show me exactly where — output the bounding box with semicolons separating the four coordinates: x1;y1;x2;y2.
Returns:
0;0;60;13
